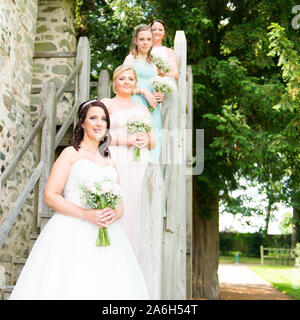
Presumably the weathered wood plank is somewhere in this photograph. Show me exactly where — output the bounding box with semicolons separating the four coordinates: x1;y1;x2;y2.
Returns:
186;65;193;300
76;37;90;104
55;100;80;148
0;117;45;189
33;51;76;58
97;70;111;99
161;30;187;300
31;86;75;94
139;163;164;299
56;61;82;101
37;82;57;228
0;161;44;247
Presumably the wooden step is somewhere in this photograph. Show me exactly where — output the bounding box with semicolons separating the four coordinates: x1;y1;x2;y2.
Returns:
29;233;38;253
14;258;26;279
39;212;53;231
1;286;13;300
0;233;40;300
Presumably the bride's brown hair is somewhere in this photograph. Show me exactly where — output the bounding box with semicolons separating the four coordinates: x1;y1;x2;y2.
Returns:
69;100;111;157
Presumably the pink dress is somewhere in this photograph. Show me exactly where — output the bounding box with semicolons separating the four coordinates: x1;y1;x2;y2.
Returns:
109;105;149;257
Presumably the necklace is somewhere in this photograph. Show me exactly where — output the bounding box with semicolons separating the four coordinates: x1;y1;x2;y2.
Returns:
81;145;99;156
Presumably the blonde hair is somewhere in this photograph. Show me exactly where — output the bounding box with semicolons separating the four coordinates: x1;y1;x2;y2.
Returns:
130;24;153;63
112;64;138;94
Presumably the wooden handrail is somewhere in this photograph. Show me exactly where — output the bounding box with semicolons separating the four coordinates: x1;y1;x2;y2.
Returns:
0;161;45;247
0;116;46;189
55;100;81;148
56;61;82;101
34;51;76;58
0;36;91;247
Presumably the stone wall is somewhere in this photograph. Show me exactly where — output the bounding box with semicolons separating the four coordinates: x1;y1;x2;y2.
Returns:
0;0;39;286
0;0;76;286
31;0;77;124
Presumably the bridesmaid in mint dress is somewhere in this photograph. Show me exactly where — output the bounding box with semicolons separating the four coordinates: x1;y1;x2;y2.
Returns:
124;24;164;163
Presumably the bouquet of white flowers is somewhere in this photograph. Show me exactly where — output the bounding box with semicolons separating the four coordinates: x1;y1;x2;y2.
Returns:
150;76;176;94
152;52;171;73
127;114;153;161
80;179;122;247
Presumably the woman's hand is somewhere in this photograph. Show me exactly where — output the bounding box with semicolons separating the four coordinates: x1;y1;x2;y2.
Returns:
127;133;149;149
83;208;117;227
135;133;149;149
140;89;157;109
153;92;164;103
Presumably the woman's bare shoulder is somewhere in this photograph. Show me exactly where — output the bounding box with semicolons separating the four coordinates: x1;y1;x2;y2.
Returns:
100;98;114;113
57;146;79;164
124;53;134;65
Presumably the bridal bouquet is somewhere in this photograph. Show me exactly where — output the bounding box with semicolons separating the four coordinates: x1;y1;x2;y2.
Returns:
80;179;122;247
127;114;153;162
150;76;176;94
152;52;171;73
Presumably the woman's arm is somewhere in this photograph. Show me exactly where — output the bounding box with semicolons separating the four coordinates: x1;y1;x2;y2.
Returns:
136;104;156;150
44;147;83;219
123;54;134;66
138;88;158;109
159;48;179;79
100;161;124;225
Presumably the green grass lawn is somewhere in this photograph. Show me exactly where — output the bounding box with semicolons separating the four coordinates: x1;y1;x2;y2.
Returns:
219;255;300;300
219;255;261;265
249;265;300;300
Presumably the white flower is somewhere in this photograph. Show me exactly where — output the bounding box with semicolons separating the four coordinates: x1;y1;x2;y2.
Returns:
150;76;176;93
152;52;171;73
101;181;114;193
85;182;97;193
112;184;122;196
127;115;153;135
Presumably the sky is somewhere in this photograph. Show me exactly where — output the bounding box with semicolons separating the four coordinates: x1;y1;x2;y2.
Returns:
219;204;289;234
219;180;292;235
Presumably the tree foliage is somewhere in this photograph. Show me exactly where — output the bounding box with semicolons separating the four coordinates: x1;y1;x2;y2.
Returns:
74;0;300;297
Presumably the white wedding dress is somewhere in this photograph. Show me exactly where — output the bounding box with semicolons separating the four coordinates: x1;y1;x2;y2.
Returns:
9;159;149;300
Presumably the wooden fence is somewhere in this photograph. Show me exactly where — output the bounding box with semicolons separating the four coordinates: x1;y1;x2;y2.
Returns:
260;245;296;266
97;30;193;300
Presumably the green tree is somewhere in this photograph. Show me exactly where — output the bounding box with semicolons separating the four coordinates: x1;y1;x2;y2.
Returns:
279;211;292;235
266;22;300;247
150;0;299;299
75;0;300;299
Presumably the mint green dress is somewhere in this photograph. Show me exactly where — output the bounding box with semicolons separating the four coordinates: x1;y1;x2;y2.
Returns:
131;58;162;163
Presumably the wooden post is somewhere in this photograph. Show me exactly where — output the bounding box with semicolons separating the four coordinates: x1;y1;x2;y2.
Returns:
37;82;57;229
161;30;187;300
76;37;90;103
139;163;164;299
97;70;111;99
260;245;264;265
74;37;90;126
186;65;193;300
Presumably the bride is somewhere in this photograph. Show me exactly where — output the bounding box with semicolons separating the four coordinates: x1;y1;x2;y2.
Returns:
9;100;149;300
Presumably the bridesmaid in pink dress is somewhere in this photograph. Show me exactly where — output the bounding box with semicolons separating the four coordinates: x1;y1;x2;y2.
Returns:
150;19;178;80
101;65;155;257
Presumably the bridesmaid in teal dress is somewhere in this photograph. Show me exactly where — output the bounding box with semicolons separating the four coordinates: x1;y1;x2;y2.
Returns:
124;24;164;164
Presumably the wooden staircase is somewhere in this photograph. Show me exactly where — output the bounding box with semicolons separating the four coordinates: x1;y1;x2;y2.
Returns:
0;31;193;300
0;37;90;300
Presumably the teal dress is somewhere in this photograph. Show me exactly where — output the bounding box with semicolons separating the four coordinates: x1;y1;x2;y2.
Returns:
131;58;162;163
